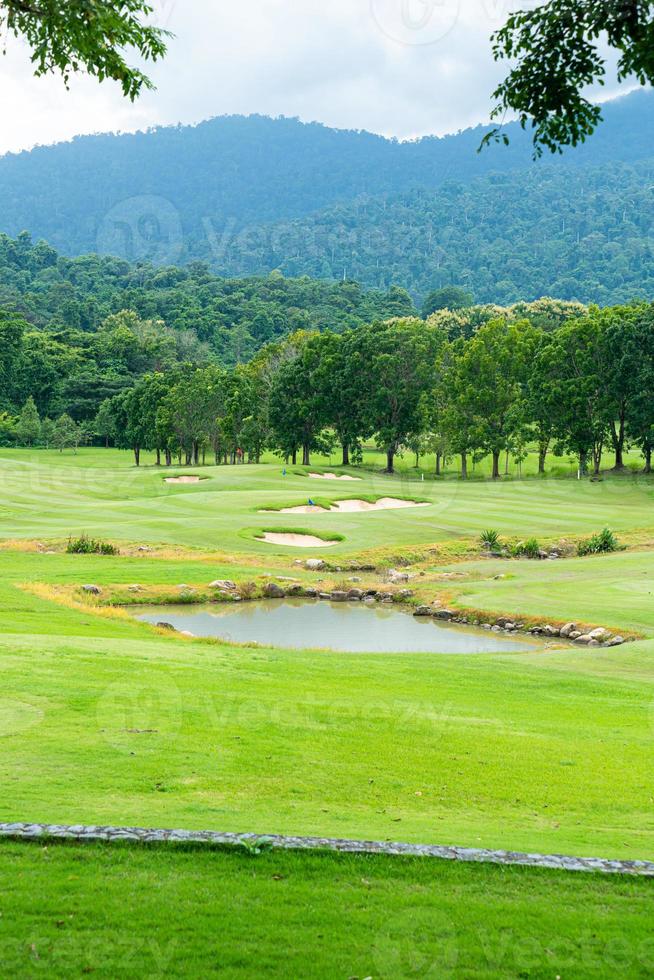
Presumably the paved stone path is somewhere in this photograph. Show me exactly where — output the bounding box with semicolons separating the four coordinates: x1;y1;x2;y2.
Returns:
0;822;652;876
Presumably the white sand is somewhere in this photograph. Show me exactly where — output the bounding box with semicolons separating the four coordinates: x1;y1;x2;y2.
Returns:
308;472;361;481
262;497;429;515
259;532;337;548
273;504;328;514
331;497;430;513
165;476;201;484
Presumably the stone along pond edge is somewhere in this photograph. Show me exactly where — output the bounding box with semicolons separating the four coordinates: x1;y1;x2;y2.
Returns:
0;823;652;877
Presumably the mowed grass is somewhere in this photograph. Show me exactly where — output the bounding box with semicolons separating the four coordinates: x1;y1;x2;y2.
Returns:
2;448;654;975
1;447;654;555
1;840;653;979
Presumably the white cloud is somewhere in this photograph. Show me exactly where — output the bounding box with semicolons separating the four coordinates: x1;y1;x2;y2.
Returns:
0;0;630;155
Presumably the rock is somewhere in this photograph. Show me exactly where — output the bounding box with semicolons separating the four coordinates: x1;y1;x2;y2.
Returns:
503;622;515;631
560;622;577;638
574;634;593;645
286;585;306;597
482;623;492;630
82;585;101;595
364;589;378;597
347;589;364;600
377;592;393;602
587;639;601;647
388;569;410;583
156;622;175;631
137;545;151;552
318;593;331;600
414;606;432;617
263;582;285;599
606;635;625;647
495;617;512;628
127;585;141;593
363;596;376;604
589;627;611;642
209;580;237;590
538;550;549;560
305;559;325;571
542;625;560;637
304;588;317;598
569;630;582;640
433;609;455;621
276;576;300;583
179;631;195;638
330;591;348;602
491;625;501;632
349;576;361;583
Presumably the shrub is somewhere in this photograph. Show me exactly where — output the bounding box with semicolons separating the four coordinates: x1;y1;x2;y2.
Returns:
512;538;541;559
480;529;501;551
577;528;619;557
237;581;257;600
66;534;119;556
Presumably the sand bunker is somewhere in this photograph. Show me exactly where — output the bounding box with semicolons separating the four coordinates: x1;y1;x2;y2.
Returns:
259;532;337;548
331;497;430;513
165;476;202;485
308;472;361;481
268;504;328;514
267;497;429;515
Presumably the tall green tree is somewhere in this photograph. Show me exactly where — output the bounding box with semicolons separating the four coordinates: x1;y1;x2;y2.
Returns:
15;396;41;446
350;319;445;474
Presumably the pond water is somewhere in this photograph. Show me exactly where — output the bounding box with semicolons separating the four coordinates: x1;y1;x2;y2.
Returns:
135;599;541;654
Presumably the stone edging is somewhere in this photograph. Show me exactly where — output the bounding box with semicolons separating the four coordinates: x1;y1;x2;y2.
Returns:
0;822;652;877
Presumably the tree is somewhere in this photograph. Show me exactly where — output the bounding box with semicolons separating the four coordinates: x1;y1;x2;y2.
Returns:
486;0;654;154
15;396;41;446
53;413;79;453
421;287;474;319
40;417;56;449
2;1;169;99
0;310;26;411
350;319;445;474
94;398;117;448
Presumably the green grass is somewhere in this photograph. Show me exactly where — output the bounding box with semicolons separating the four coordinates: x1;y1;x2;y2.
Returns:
2;447;654;974
1;840;653;978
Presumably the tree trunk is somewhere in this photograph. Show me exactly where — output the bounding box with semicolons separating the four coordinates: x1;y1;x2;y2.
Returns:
538;439;548;474
460;453;468;479
291;449;297;465
155;448;161;467
579;449;588;476
133;446;140;467
435;452;441;476
302;445;310;466
193;441;200;466
611;417;626;470
105;436;109;449
385;447;395;474
644;446;652;474
165;450;172;467
185;451;192;465
491;450;500;479
504;449;509;476
202;448;206;466
342;443;350;466
415;451;420;468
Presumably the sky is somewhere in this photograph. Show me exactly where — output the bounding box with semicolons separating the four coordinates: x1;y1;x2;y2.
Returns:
0;0;625;155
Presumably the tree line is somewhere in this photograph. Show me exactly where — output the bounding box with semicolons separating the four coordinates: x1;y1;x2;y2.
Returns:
56;302;654;477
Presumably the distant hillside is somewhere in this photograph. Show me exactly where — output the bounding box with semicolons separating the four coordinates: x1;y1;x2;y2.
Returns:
215;159;654;305
1;91;654;303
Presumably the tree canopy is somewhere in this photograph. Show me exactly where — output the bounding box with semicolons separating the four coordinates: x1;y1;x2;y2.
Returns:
2;0;168;98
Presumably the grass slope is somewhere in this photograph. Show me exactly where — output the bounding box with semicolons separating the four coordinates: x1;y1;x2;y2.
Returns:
1;841;653;979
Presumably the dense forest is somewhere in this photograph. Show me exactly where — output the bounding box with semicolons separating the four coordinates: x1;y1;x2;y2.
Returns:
6;304;652;482
1;92;654;304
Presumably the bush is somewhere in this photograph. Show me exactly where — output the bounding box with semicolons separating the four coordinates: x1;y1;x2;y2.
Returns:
237;581;257;600
512;537;541;559
66;534;119;556
480;529;501;551
577;528;619;557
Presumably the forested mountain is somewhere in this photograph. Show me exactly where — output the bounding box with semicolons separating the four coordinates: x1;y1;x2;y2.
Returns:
1;91;654;305
217;160;654;305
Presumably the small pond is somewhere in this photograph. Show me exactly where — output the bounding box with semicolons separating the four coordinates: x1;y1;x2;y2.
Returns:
135;599;542;654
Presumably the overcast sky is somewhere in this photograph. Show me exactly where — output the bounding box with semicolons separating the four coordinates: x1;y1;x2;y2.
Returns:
0;0;624;155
